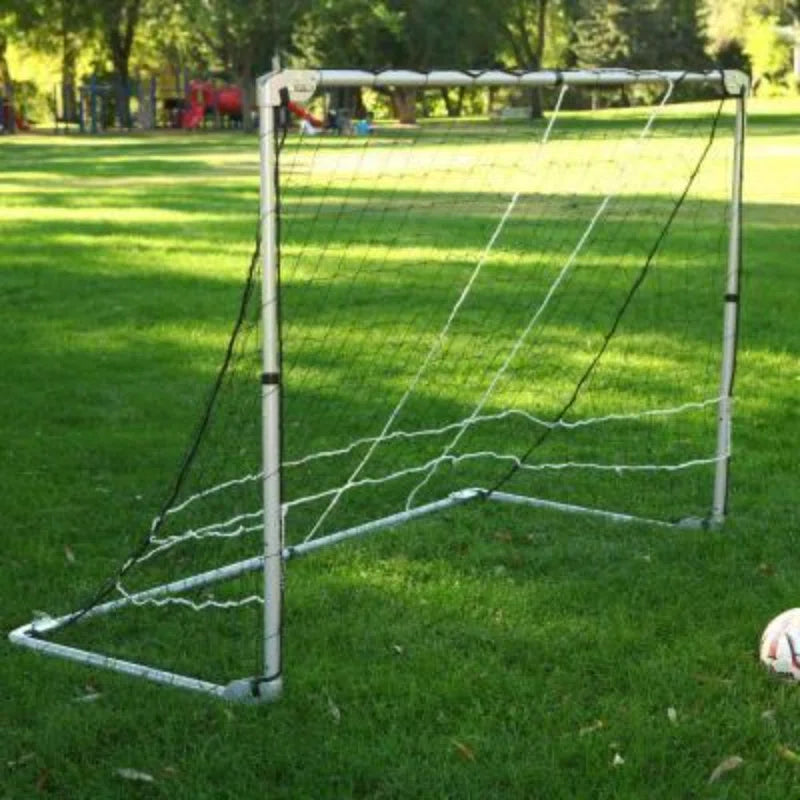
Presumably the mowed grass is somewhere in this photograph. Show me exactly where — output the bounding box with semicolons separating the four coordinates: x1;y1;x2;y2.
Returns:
2;98;800;798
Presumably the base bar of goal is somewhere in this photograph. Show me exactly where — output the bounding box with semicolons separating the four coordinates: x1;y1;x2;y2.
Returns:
9;68;748;702
6;489;476;700
7;484;696;699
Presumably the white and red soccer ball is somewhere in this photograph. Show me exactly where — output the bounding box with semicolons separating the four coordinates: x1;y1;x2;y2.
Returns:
760;609;800;678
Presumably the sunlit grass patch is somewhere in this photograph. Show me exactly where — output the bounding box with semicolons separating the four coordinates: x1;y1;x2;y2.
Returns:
1;100;800;799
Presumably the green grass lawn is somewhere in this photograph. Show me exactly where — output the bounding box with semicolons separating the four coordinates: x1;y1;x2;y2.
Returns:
2;97;800;799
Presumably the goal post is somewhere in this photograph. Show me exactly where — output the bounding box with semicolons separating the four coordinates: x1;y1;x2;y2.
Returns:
9;68;748;702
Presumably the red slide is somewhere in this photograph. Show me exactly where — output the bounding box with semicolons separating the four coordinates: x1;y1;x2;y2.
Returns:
180;80;246;128
287;100;323;129
177;81;322;130
181;103;205;129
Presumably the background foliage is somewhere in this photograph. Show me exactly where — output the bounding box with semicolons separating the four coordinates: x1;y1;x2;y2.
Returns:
1;0;798;126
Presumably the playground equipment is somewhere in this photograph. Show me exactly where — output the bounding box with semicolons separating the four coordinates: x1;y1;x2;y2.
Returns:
53;76;158;133
175;80;245;128
288;99;323;128
48;74;334;134
176;81;323;130
177;80;261;129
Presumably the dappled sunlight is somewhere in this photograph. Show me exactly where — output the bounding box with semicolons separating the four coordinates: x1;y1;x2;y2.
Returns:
48;230;257;263
3;204;241;224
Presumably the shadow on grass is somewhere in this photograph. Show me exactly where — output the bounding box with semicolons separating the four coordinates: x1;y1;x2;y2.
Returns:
2;126;797;623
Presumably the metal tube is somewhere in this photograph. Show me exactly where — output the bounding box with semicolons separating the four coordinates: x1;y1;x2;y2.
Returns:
284;490;481;559
9;624;228;698
486;491;698;529
314;68;732;90
712;88;746;526
49;555;265;631
258;74;284;697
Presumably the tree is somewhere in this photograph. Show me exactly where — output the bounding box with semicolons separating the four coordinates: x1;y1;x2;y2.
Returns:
495;0;551;117
297;0;502;122
186;0;305;130
573;0;631;69
12;0;96;122
96;0;142;126
573;0;708;73
1;2;27;131
744;11;792;89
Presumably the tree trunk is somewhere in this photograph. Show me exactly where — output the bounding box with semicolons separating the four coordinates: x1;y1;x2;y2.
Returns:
354;89;367;119
114;67;131;128
0;34;14;133
60;2;79;122
528;0;548;120
527;86;542;119
440;87;465;118
104;0;141;128
391;88;417;124
240;78;254;132
61;44;78;122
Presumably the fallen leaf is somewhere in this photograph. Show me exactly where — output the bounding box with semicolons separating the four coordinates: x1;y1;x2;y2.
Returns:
452;739;475;762
35;768;51;792
612;753;625;767
115;768;155;783
708;755;743;784
326;694;341;724
777;745;800;764
762;709;776;723
73;690;101;703
579;719;605;736
667;707;678;725
758;563;775;576
693;673;734;687
64;545;75;564
7;752;35;769
392;644;404;655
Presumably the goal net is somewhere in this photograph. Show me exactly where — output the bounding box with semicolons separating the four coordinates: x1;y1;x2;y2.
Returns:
9;69;747;701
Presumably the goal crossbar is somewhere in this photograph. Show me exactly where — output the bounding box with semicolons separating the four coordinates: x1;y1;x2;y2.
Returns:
260;68;749;104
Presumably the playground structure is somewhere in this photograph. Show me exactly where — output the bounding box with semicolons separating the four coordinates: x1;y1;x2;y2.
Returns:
5;72;363;134
53;76;159;133
51;76;255;133
174;80;248;129
169;81;326;130
49;74;340;134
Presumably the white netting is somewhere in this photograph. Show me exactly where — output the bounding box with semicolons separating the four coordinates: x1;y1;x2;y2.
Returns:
110;75;734;617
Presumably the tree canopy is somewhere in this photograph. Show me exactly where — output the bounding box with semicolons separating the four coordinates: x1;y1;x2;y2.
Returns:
3;0;798;123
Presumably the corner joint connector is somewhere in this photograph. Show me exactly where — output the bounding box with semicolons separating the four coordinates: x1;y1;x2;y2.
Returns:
257;70;320;109
222;675;284;703
722;70;750;98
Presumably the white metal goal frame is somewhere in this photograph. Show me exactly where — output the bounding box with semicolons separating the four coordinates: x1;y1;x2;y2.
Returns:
9;68;748;703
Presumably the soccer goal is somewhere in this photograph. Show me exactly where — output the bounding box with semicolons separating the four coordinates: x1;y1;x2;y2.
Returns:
9;68;747;702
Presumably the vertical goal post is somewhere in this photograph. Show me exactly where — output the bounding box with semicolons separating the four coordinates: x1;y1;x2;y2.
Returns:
9;68;748;702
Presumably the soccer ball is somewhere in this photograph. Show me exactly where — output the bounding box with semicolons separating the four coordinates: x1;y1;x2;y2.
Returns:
760;609;800;678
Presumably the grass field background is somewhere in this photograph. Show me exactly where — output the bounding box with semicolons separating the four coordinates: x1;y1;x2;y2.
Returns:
2;97;800;798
